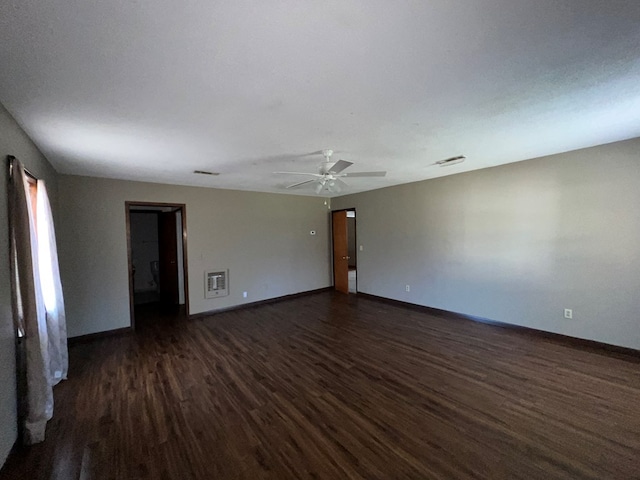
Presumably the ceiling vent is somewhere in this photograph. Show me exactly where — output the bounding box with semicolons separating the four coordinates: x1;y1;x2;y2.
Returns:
435;155;466;166
205;269;229;298
194;170;220;176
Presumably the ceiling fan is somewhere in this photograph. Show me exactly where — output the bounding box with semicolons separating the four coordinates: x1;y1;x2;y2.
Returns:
274;149;387;194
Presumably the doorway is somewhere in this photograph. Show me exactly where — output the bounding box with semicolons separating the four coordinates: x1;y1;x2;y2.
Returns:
126;202;189;329
332;208;357;294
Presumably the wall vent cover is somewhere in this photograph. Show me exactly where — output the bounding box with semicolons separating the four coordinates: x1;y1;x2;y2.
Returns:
205;269;229;298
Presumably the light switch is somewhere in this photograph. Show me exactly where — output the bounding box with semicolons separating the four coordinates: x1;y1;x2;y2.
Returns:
359;245;364;251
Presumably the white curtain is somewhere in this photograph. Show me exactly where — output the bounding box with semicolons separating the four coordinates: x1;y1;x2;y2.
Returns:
9;159;68;444
37;181;68;383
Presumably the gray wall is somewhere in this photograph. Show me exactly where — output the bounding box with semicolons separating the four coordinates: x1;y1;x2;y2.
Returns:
57;175;332;337
0;104;59;467
333;138;640;350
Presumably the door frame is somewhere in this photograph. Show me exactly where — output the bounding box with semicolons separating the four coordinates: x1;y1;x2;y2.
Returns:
125;201;190;329
331;208;357;293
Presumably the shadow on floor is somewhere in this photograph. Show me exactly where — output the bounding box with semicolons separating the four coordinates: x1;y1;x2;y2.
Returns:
134;302;187;330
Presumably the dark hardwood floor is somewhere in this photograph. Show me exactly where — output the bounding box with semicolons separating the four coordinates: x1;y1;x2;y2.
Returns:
2;292;639;479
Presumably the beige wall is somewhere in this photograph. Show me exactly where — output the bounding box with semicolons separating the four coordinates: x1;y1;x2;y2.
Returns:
57;176;332;337
0;104;59;467
333;138;640;350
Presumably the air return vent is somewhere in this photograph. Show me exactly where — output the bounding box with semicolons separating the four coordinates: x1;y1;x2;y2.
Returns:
205;269;229;298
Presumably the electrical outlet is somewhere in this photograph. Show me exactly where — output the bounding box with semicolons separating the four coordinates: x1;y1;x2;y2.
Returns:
243;291;248;298
564;308;573;319
405;285;410;292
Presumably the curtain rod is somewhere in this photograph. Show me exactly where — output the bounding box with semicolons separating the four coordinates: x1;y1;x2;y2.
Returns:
7;155;38;181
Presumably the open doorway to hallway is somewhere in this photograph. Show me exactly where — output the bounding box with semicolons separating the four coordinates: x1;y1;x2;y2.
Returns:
332;208;357;294
125;202;189;329
346;210;357;293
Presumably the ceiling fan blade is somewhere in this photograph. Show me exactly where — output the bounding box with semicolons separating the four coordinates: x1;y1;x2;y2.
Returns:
330;178;349;193
342;171;387;177
331;178;347;187
286;179;316;189
273;171;324;177
328;160;353;174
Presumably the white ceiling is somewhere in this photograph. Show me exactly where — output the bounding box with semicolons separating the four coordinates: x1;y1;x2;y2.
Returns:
1;1;640;197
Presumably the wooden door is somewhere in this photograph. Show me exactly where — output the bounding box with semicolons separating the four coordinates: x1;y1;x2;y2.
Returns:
332;210;349;294
158;211;179;304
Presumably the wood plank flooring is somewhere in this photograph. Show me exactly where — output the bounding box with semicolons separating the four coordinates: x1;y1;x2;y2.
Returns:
1;291;639;479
